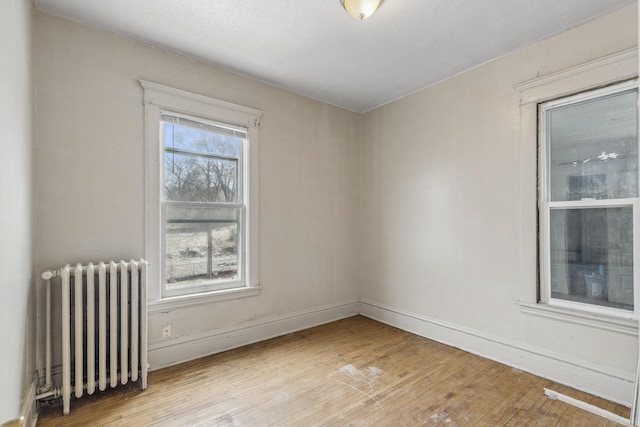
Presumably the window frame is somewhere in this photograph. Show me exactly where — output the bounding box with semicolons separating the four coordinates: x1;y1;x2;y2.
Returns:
538;80;639;317
161;111;246;297
141;81;262;308
514;48;638;328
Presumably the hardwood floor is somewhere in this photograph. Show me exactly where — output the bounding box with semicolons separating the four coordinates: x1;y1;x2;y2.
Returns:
38;316;629;426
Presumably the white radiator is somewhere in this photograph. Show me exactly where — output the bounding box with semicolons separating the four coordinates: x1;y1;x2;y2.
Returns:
40;259;148;415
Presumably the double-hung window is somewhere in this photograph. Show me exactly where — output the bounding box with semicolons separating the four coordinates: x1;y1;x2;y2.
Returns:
162;113;245;296
539;79;638;315
142;81;261;304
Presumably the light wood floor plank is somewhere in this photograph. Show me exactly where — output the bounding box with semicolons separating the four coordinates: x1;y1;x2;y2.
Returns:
38;316;630;426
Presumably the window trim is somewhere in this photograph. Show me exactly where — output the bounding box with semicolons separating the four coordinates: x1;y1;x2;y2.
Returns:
514;48;638;328
518;301;637;336
141;80;262;305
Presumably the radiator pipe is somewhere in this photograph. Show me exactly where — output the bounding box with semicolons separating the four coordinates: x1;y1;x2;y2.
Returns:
36;373;138;400
544;388;630;426
43;264;139;276
36;387;61;401
45;278;52;391
40;270;58;393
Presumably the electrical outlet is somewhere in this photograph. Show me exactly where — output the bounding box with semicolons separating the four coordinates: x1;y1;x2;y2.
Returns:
162;324;171;338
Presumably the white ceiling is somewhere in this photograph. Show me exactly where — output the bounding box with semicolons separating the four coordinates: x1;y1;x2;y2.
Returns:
34;0;635;112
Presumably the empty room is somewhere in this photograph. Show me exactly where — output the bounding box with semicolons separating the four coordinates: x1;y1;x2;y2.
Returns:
2;0;640;425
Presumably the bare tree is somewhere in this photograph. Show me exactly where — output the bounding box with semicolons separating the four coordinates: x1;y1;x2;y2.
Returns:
165;134;239;202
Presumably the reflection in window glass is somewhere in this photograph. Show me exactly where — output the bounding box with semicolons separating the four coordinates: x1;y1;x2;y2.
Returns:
162;115;242;157
549;207;633;311
548;89;637;201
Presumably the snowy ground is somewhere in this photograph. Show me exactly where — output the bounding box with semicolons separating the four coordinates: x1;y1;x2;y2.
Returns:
165;224;238;288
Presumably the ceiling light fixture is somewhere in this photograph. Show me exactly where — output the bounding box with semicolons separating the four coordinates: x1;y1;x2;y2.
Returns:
340;0;384;21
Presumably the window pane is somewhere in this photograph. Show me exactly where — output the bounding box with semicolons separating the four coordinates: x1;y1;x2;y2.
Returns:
162;118;243;158
164;152;238;203
549;207;633;310
548;89;637;201
165;206;241;291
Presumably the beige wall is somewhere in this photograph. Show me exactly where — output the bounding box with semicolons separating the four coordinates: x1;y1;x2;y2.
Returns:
0;0;34;422
33;11;360;370
29;0;639;410
360;4;637;404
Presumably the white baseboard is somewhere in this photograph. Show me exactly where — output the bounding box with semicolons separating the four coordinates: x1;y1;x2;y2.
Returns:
359;299;635;407
148;299;360;370
34;297;634;412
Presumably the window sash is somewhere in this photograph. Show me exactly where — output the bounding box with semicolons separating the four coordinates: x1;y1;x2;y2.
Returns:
541;81;638;204
165;146;240;163
539;199;638;316
538;80;639;317
161;202;246;298
161;111;248;140
161;112;246;205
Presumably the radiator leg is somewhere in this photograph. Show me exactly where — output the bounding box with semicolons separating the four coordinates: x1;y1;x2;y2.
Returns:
74;264;84;399
119;261;129;385
86;263;95;395
98;262;107;391
130;260;139;382
109;262;118;388
141;260;148;390
61;265;71;415
45;277;52;391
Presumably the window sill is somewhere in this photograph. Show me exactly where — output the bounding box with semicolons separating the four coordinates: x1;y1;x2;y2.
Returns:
518;301;637;336
149;285;262;312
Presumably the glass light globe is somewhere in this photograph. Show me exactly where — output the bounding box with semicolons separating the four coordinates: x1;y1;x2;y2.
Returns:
341;0;383;21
